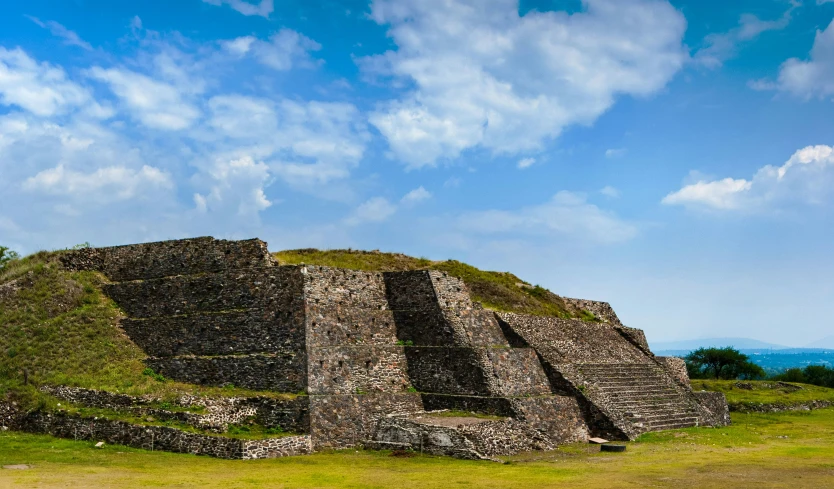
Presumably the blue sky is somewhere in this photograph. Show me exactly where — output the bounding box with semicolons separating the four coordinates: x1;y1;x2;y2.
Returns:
1;0;833;347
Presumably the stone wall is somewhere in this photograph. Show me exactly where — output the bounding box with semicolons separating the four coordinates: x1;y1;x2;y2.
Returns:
60;237;274;282
4;405;310;459
40;386;310;434
309;393;423;449
693;391;731;426
146;352;306;392
657;356;690;386
303;267;420;448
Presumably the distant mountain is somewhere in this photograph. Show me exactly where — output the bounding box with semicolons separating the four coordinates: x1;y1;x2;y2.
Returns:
649;337;790;352
805;335;834;349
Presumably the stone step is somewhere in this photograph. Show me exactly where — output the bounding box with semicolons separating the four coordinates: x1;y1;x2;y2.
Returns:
602;390;681;399
645;419;699;431
596;382;677;391
631;412;700;423
611;401;697;412
579;364;662;371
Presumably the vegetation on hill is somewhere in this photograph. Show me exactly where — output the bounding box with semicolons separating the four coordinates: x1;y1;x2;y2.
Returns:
274;248;594;319
771;365;834;388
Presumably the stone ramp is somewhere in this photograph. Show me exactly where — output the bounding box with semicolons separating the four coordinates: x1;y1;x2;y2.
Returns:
574;363;702;434
497;312;713;439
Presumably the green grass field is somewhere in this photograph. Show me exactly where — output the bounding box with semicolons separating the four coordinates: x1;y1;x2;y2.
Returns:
692;380;834;410
1;409;833;488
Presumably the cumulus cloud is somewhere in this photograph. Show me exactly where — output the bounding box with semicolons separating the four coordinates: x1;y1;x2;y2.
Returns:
193;156;272;216
23;164;173;201
662;145;834;211
26;16;92;51
88;67;201;130
202;0;273;17
345;197;398;225
600;186;620;198
605;148;627;158
0;47;93;116
694;5;796;69
459;191;638;243
517;157;535;169
401;186;432;205
221;30;321;70
346;187;432;225
751;19;834;99
364;0;687;168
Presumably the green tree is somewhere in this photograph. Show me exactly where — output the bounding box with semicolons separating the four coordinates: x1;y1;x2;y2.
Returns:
773;368;807;383
803;365;834;388
685;346;764;380
0;246;20;271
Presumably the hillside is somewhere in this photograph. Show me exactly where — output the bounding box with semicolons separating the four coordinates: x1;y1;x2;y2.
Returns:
274;248;596;320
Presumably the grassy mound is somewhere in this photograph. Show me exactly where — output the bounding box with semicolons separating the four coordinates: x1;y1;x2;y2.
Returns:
693;379;834;411
275;249;593;319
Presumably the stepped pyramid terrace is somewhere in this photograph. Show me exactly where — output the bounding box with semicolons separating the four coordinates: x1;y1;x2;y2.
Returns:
0;237;729;460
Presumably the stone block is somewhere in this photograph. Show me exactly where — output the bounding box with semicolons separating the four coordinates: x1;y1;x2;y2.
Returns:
104;267;303;318
307;346;412;395
120;310;305;357
145;352;306;392
60;237;273;282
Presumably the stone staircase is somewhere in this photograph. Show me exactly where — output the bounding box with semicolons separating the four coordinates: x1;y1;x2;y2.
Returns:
577;363;702;433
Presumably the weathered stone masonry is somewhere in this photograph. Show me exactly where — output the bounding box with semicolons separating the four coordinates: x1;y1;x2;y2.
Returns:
32;236;730;460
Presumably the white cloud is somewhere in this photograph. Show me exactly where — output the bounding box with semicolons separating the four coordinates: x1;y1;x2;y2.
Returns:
694;5;796;69
207;95;278;139
88;67;200;130
221;30;321;70
401;186;432;205
345;197;398;225
517;157;535;169
202;0;273;17
662;145;834;211
364;0;687;168
600;186;620;198
662;177;752;210
0;47;92;116
605;148;627;158
27;16;93;51
23;164;173;201
193;156;272;217
459;191;638;243
753;19;834;99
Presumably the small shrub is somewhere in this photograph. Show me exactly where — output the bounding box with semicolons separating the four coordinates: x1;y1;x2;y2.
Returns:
395;340;414;346
142;368;166;383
